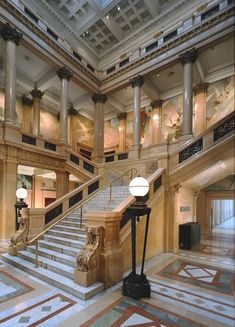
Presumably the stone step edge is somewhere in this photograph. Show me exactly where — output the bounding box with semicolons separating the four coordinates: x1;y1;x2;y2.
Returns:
38;240;80;255
1;253;104;300
27;245;77;262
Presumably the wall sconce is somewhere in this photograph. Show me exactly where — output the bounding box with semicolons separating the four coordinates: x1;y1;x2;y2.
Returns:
122;176;151;299
15;188;28;231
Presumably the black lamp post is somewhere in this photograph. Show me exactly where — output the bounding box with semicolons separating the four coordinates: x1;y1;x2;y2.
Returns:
122;176;151;300
15;187;28;231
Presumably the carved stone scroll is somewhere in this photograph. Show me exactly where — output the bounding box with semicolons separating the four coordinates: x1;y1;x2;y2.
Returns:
74;226;103;286
9;207;29;256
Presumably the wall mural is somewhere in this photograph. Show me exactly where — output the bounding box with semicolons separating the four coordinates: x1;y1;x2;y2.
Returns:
75;115;94;147
40;109;59;140
206;75;234;127
161;95;183;141
17;174;32;190
104;117;119;149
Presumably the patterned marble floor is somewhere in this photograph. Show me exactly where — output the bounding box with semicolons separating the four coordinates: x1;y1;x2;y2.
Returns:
0;229;234;327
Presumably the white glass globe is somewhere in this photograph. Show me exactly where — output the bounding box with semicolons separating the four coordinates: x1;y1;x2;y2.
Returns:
129;176;149;197
16;188;28;200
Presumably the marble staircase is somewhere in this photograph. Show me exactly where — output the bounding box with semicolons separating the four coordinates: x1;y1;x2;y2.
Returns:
2;186;130;300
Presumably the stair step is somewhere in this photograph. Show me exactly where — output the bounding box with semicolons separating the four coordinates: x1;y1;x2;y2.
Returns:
58;221;85;229
43;234;85;249
17;250;74;279
38;240;79;257
27;245;76;268
52;224;85;234
1;253;103;300
47;229;86;240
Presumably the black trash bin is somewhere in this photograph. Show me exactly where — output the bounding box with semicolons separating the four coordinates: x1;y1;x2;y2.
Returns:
179;222;201;250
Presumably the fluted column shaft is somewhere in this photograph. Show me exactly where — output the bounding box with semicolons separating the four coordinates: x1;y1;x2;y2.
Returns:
151;99;163;144
130;75;144;147
179;48;197;137
31;86;44;136
1;24;22;124
57;67;73;143
117;113;127;152
92;94;107;162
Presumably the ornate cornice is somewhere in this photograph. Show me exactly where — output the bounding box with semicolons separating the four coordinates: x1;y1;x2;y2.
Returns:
130;75;144;88
193;83;209;95
0;24;22;45
30;85;44;99
150;99;163;109
68;103;78;116
179;48;198;65
92;93;107;104
117;112;127;120
57;67;73;81
21;95;33;106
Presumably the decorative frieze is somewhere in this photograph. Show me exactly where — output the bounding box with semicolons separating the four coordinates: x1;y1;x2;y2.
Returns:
0;23;22;45
30;85;44;99
150;99;163;109
193;83;209;95
130;75;144;88
179;48;198;65
57;66;73;81
92;93;107;103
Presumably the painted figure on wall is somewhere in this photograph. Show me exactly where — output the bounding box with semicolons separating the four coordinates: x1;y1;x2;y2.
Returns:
162;95;183;141
206;75;234;127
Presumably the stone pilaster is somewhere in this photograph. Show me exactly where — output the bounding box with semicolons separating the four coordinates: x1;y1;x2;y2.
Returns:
31;85;44;136
150;99;163;144
1;24;22;124
193;83;208;135
92;93;107;162
179;48;198;139
57;67;73;143
117;113;127;152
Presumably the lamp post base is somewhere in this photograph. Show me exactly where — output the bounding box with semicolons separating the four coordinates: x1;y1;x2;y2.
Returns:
122;272;151;300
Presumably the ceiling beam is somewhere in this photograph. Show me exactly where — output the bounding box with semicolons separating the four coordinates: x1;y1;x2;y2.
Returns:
142;79;160;100
101;16;124;41
143;0;161;18
107;96;125;113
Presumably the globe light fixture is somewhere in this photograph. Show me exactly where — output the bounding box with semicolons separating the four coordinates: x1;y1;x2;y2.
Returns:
16;187;28;200
129;176;149;197
123;176;151;300
15;188;28;231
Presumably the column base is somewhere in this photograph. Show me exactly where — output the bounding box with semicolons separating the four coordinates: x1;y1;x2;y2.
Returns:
129;145;141;160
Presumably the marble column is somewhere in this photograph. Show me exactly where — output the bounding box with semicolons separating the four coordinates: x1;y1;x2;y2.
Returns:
92;93;107;162
68;103;78;152
21;96;33;134
57;67;73;143
179;48;198;139
193;83;208;136
117;113;127;152
0;24;22;124
150;99;163;144
130;75;144;147
31;85;44;136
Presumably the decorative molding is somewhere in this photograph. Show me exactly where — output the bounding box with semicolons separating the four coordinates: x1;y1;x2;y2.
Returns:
193;83;209;95
150;99;163;109
57;67;73;81
130;75;144;88
21;95;33;106
76;226;103;272
0;23;22;45
92;93;107;104
117;112;127;120
68;103;78;116
30;85;44;99
179;48;198;65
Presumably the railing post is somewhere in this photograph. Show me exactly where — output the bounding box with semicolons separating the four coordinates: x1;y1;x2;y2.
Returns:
35;239;39;268
80;206;83;229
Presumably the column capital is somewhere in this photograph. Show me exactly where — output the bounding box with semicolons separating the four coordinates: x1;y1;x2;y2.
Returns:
30;85;44;99
179;48;198;65
68;103;78;116
57;67;73;81
21;95;33;106
92;93;107;104
130;75;144;88
117;112;127;120
150;99;163;109
0;24;22;45
193;83;209;95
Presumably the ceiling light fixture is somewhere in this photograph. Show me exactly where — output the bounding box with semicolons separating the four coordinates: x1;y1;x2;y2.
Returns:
106;13;109;19
117;5;120;11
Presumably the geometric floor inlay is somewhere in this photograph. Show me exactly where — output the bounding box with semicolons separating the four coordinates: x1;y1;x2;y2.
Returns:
156;259;234;294
0;294;75;326
81;297;206;327
0;271;33;303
